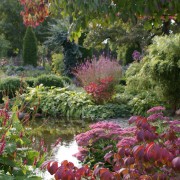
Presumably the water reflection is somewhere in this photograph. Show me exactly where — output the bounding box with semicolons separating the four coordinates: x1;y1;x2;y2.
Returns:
27;117;129;179
27;118;92;178
53;140;81;167
42;139;81;180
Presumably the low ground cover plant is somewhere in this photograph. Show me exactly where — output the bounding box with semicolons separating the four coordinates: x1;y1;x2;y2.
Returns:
21;85;130;119
43;106;180;179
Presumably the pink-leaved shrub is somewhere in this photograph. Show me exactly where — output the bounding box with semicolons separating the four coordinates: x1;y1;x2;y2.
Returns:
73;55;122;103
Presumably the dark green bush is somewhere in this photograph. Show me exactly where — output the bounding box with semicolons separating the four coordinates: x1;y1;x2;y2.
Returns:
0;77;26;102
123;44;141;65
119;77;126;85
25;77;36;87
83;103;131;119
15;66;24;72
34;74;64;87
23;27;38;67
61;76;72;84
114;84;125;93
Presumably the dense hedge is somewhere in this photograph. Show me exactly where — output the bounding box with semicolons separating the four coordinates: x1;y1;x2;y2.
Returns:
0;77;26;102
25;77;35;87
34;74;64;87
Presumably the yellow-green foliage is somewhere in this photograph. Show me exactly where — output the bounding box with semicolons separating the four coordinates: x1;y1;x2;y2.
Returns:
142;34;180;110
125;62;155;95
51;53;65;75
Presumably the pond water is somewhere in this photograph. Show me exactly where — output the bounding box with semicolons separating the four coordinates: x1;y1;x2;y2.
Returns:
27;117;129;179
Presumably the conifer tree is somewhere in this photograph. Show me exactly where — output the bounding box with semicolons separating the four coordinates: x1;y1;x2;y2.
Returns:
23;27;38;67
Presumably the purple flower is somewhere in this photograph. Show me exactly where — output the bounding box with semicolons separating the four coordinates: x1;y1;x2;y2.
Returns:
90;121;121;130
117;137;137;148
73;147;88;162
169;120;180;126
147;112;164;122
147;106;165;114
132;50;141;61
170;121;180;133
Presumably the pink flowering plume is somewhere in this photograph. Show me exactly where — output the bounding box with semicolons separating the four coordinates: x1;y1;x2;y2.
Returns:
147;106;165;114
73;55;122;103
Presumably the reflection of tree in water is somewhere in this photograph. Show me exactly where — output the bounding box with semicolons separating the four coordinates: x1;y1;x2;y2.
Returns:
27;118;92;152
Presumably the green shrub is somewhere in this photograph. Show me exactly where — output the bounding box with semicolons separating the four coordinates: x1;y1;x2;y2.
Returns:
0;34;10;58
25;77;36;87
34;74;64;87
21;86;130;119
0;77;26;102
22;69;50;77
114;84;125;93
125;61;156;95
112;92;132;105
128;91;164;116
23;27;38;67
61;76;72;84
142;34;180;113
51;53;65;75
119;77;126;85
83;103;131;119
125;62;142;78
22;86;93;117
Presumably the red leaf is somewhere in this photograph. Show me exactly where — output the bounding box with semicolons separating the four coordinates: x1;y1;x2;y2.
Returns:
47;161;58;175
139;175;151;180
133;145;145;160
145;143;161;161
124;157;135;166
99;168;115;180
118;147;125;158
104;152;113;164
40;160;56;170
172;157;180;172
136;130;145;142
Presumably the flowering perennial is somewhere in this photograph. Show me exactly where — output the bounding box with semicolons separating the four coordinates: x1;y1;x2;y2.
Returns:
43;106;180;179
132;50;142;61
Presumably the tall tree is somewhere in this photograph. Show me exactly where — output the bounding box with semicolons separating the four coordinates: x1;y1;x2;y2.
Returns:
45;19;92;76
0;0;25;55
23;27;38;67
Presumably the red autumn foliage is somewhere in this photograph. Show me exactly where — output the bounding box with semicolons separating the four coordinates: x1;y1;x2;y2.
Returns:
42;106;180;179
19;0;49;27
84;77;114;103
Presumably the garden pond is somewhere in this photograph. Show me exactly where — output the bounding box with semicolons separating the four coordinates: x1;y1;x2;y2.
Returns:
26;117;129;179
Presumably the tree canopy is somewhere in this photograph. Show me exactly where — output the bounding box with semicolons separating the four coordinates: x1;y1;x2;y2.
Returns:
49;0;180;39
